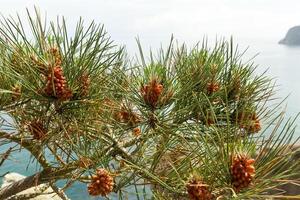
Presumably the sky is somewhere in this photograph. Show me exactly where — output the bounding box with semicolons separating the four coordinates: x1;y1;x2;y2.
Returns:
0;0;300;53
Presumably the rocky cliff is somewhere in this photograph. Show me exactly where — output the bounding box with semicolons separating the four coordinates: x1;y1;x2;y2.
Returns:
279;26;300;45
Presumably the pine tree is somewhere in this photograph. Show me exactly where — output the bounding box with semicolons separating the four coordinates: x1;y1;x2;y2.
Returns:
0;9;299;200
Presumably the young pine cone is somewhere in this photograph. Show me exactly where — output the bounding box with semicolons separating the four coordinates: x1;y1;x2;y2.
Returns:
114;107;141;126
44;66;72;100
186;177;212;200
87;168;114;196
238;113;261;133
132;127;141;137
141;78;164;109
244;118;261;133
230;154;255;192
207;82;220;94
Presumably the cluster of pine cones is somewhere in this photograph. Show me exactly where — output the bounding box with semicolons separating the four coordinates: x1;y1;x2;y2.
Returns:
185;154;255;200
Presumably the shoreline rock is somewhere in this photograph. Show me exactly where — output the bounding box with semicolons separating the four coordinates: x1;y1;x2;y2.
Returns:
279;26;300;45
1;172;69;200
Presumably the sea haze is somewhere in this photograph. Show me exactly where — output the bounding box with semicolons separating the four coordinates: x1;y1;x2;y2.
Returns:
1;0;300;199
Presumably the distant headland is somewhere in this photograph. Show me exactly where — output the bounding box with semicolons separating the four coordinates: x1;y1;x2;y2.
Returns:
279;26;300;45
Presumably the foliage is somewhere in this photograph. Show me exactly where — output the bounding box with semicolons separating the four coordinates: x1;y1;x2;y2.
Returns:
0;9;299;200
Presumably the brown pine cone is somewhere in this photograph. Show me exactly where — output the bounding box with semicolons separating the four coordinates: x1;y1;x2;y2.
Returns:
245;119;261;133
238;113;261;133
87;168;114;196
132;127;141;137
44;66;72;100
207;82;219;94
186;177;212;200
141;78;164;109
114;107;141;126
230;154;255;192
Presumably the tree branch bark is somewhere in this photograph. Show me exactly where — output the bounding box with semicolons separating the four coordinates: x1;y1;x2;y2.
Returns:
0;166;76;200
0;171;47;200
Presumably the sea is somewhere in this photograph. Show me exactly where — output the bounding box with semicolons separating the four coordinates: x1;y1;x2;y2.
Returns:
0;37;300;200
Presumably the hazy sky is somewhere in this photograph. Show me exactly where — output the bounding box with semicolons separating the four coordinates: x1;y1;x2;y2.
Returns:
1;0;300;52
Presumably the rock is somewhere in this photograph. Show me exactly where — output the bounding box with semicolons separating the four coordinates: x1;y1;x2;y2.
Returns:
264;145;300;198
279;26;300;45
1;172;69;200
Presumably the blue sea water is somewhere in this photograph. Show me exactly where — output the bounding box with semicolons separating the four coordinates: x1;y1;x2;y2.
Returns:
0;37;300;199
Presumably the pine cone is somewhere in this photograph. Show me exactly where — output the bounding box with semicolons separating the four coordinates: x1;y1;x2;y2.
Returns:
44;66;72;100
207;82;219;94
87;168;114;196
238;113;261;133
206;118;215;126
132;127;141;137
28;121;47;140
186;177;212;200
244;118;261;133
114;107;141;126
230;154;255;192
141;78;163;109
